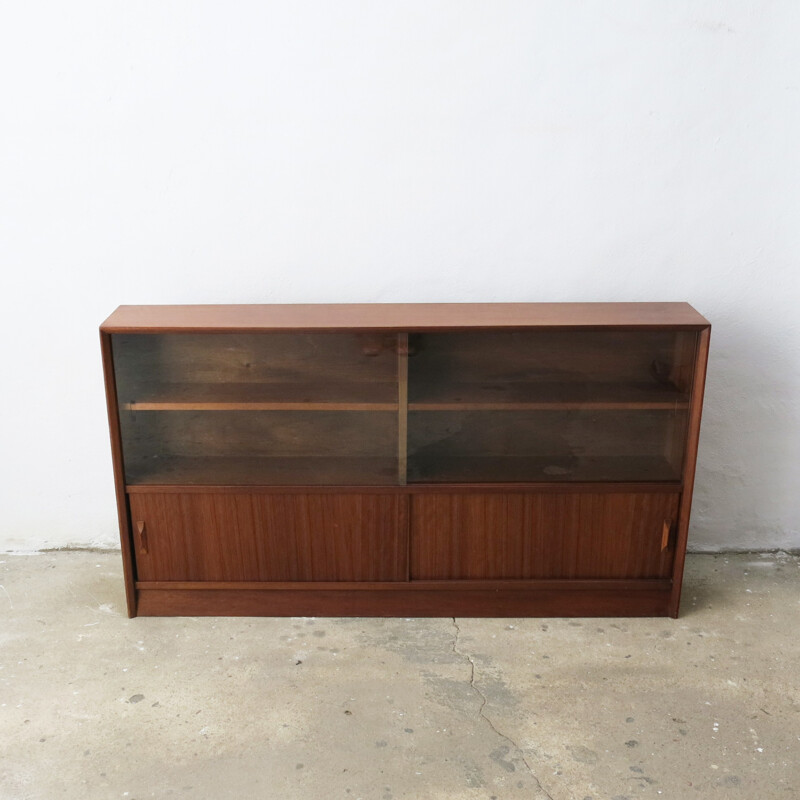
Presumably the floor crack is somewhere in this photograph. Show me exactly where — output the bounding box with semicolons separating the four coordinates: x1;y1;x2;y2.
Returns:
451;617;554;800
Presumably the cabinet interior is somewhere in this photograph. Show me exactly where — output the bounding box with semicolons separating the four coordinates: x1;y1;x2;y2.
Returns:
113;329;696;487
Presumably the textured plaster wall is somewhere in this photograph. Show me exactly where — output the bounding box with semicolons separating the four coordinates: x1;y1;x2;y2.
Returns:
1;2;798;551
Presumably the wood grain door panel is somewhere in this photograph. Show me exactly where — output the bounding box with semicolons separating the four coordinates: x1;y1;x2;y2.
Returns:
410;492;679;580
130;493;408;582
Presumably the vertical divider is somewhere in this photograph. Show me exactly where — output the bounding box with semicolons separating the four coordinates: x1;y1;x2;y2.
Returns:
397;332;409;485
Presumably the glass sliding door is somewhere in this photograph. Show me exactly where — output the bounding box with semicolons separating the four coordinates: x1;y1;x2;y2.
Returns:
113;332;402;485
406;330;696;483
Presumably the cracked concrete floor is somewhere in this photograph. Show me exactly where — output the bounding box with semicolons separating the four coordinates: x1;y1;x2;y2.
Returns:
0;552;798;799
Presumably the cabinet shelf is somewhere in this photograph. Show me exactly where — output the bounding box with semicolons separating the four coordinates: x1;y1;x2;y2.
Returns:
409;381;688;411
407;454;682;484
124;455;399;486
121;381;398;412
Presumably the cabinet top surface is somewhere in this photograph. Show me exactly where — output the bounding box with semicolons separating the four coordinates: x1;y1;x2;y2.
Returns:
101;302;710;333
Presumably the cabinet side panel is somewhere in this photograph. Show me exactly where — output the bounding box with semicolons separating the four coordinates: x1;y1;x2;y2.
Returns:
101;331;137;617
129;493;407;582
670;326;711;617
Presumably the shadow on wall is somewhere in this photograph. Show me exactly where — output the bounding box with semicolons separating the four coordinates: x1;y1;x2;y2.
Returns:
688;312;800;552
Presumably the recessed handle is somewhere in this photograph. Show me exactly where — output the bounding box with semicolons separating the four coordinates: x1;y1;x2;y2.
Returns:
661;519;672;552
136;520;148;554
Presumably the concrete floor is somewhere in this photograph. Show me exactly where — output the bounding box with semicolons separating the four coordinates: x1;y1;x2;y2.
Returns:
0;553;798;800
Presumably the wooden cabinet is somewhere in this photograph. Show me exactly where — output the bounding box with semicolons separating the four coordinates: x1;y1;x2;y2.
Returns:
101;303;710;617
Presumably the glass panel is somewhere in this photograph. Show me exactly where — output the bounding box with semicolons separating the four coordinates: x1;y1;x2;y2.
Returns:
407;330;696;483
113;333;400;485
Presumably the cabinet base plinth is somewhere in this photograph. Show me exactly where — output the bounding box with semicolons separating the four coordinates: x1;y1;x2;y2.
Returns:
134;580;674;618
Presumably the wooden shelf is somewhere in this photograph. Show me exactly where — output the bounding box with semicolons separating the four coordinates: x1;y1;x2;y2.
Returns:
409;381;689;411
407;455;681;484
124;456;399;486
121;381;398;412
122;381;686;411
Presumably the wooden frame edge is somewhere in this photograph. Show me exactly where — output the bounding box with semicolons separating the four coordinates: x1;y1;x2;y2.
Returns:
669;326;711;617
125;482;683;495
135;583;673;617
100;331;137;618
136;578;672;592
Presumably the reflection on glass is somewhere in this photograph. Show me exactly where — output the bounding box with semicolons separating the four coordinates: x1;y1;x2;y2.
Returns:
406;330;695;483
113;333;400;485
113;329;697;486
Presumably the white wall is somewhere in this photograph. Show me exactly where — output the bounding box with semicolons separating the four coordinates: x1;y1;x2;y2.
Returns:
1;1;798;552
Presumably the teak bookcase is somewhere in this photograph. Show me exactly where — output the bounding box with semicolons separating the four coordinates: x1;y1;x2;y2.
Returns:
100;303;710;618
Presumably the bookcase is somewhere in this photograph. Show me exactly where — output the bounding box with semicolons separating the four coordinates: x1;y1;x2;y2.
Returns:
100;303;710;617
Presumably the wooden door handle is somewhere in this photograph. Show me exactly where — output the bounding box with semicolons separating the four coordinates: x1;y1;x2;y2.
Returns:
661;519;672;552
136;520;148;554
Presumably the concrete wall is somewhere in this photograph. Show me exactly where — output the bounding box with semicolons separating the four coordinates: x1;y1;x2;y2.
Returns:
1;1;798;551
